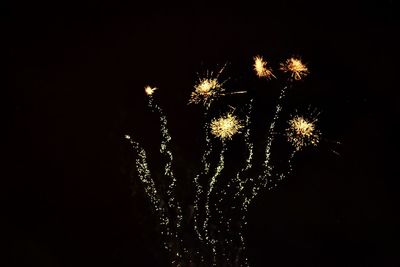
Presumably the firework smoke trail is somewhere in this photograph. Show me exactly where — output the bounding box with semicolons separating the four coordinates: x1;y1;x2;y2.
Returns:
145;86;184;260
124;135;172;253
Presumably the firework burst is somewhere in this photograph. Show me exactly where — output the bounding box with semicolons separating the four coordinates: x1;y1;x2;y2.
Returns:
210;113;243;140
188;65;228;106
279;57;309;80
286;115;320;151
189;78;224;106
125;55;332;267
145;85;157;96
253;55;275;79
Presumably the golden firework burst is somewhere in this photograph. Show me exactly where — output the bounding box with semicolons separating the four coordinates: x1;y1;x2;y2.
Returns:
188;77;224;105
279;58;309;80
210;113;243;140
145;86;157;96
286;115;320;151
253;55;275;79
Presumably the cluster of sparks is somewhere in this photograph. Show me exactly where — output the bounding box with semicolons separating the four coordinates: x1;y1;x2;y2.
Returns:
286;115;320;151
279;57;309;80
210;113;243;140
253;55;275;79
125;56;327;267
188;67;226;106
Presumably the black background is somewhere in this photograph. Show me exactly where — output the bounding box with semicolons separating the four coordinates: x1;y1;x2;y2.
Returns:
6;1;397;266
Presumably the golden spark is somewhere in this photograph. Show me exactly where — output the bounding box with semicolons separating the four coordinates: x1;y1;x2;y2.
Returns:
286;115;320;151
210;113;243;140
189;78;224;105
253;56;275;79
145;86;157;96
279;58;309;80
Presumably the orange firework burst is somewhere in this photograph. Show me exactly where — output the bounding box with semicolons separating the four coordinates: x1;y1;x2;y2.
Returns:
279;58;309;80
253;56;275;79
210;113;243;140
286;115;320;151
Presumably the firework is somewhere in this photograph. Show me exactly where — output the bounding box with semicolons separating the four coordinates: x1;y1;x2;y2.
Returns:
210;113;243;140
286;115;320;151
145;85;157;95
188;78;224;105
188;66;228;106
253;55;275;79
279;57;309;80
125;55;329;267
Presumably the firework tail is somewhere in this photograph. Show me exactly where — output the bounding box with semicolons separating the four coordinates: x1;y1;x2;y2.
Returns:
212;99;254;264
147;94;185;262
125;136;173;254
201;141;227;266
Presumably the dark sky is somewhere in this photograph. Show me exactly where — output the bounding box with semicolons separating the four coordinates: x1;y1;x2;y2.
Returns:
6;1;397;266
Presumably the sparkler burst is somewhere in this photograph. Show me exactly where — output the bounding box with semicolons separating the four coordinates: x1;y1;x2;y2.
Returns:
145;85;157;95
253;55;275;79
210;113;243;140
188;66;227;106
279;57;309;80
124;55;331;267
189;78;224;105
286;115;320;151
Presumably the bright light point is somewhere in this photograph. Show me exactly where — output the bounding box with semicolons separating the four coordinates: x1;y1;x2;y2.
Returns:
124;134;131;140
286;115;320;151
279;58;309;80
210;113;243;140
253;56;275;79
145;86;157;96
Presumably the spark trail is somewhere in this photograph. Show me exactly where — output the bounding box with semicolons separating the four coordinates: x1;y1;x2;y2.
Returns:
145;86;184;261
124;135;172;253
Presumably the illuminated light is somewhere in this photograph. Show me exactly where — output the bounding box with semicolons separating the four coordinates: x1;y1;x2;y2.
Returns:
253;55;275;79
127;56;330;266
286;115;320;151
279;57;309;80
210;113;243;140
189;77;224;106
145;85;157;96
188;65;227;107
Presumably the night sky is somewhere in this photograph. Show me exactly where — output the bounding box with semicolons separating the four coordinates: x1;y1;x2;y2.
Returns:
6;1;397;266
